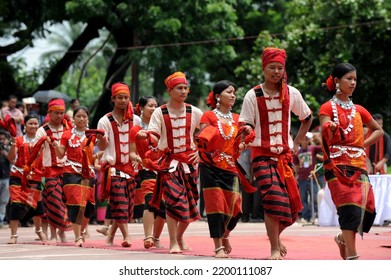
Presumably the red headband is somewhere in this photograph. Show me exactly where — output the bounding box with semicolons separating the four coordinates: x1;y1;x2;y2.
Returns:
262;47;286;69
111;82;130;97
164;72;188;90
48;98;65;111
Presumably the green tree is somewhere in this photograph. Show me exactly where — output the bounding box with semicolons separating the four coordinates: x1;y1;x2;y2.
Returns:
284;0;391;131
235;0;391;132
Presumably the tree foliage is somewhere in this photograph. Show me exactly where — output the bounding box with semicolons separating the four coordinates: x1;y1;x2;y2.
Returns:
1;0;390;131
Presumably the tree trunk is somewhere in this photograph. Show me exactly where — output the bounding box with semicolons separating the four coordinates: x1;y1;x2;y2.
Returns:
90;28;134;127
36;20;103;91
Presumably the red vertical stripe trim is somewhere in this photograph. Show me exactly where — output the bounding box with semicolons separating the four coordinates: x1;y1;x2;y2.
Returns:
107;112;133;165
161;104;192;151
254;86;290;154
43;124;59;166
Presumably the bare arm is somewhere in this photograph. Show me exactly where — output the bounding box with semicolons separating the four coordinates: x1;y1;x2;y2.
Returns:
364;119;384;148
8;138;17;163
96;135;108;151
47;137;66;159
293;114;313;153
129;142;141;163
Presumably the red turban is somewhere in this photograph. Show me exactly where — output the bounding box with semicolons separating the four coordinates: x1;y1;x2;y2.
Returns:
111;82;130;97
48;98;65;111
164;71;188;90
262;47;286;69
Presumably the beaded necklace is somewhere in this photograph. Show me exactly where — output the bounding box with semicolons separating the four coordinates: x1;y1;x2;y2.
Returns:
213;109;232;119
140;120;149;130
331;96;356;135
213;109;235;140
68;127;86;148
24;135;36;144
331;95;354;109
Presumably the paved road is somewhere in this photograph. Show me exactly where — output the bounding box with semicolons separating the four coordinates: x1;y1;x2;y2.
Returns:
1;220;390;260
1;221;391;280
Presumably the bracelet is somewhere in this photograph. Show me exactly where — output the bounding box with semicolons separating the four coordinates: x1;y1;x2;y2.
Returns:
52;141;59;147
10;141;16;146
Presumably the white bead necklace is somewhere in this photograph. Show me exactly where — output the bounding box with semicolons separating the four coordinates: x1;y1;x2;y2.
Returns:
213;109;232;120
140;120;149;130
331;97;356;135
213;109;235;140
331;95;354;109
24;135;36;144
68;128;86;148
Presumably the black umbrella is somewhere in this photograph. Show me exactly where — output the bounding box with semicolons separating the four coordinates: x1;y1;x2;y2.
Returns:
32;90;72;103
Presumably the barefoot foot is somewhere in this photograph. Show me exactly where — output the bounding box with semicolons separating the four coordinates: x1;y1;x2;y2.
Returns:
169;244;183;254
153;237;165;249
267;249;283;260
7;235;18;244
222;236;232;254
214;246;228;258
143;236;154;249
334;232;346;260
75;236;84;247
279;240;287;257
177;238;191;251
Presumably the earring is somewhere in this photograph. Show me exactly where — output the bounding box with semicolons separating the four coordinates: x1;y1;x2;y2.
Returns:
216;97;221;109
335;83;341;94
140;110;144;117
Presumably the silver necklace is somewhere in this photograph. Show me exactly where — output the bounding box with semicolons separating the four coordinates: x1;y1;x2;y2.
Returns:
216;120;235;140
69;128;86;148
213;109;232;119
331;95;354;110
213;109;235;140
140;120;148;130
73;127;85;137
24;135;36;144
331;99;356;135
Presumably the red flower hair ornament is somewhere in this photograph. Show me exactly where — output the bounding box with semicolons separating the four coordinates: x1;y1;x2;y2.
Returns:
325;75;335;91
206;91;217;109
135;103;141;115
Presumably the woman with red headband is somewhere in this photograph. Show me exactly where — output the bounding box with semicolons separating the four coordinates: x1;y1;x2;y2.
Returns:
239;47;313;259
319;62;382;260
197;80;242;258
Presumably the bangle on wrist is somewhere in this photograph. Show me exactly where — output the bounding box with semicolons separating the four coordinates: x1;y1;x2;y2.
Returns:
10;141;16;146
52;141;59;147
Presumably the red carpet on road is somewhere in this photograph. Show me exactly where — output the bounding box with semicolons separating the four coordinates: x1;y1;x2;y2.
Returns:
25;231;391;260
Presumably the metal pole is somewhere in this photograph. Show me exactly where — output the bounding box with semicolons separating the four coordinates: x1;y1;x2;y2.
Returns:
302;163;323;227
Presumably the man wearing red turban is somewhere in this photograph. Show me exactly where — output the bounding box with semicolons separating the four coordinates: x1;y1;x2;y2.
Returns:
164;71;188;91
143;71;203;254
238;47;313;259
96;82;141;247
35;97;72;242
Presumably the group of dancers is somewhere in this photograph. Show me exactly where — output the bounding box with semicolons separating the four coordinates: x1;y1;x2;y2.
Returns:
1;46;382;260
